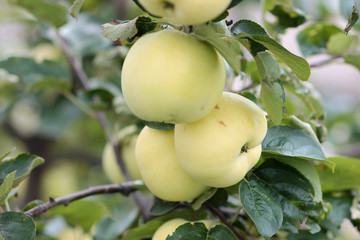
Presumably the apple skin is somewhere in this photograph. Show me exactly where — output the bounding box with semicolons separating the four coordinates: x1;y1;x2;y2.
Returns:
135;127;210;201
175;92;268;188
102;134;142;183
138;0;232;25
152;218;215;240
121;29;225;124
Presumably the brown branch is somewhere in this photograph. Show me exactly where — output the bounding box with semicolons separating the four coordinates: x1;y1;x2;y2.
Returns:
309;55;342;68
57;33;150;220
25;181;143;217
205;203;246;240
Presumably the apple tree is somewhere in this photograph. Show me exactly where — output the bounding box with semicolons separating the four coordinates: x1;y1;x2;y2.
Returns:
0;0;360;239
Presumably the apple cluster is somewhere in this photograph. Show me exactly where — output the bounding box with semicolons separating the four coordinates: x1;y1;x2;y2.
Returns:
103;1;268;203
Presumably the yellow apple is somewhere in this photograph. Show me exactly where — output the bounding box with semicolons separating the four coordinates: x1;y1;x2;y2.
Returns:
138;0;232;25
102;133;142;183
152;218;216;240
121;29;225;124
135;126;209;201
175;92;268;187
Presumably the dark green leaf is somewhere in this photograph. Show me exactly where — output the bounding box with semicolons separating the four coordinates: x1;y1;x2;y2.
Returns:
192;188;217;211
228;0;244;9
0;212;36;240
151;199;179;216
296;23;343;57
144;121;175;130
344;2;359;34
208;225;237;240
231;20;310;80
49;200;104;231
8;0;68;28
324;193;352;228
70;0;84;19
102;16;157;45
167;222;207;240
239;178;283;238
315;156;360;192
0;171;15;206
0;153;44;187
344;53;360;70
262;126;334;170
194;24;241;74
207;188;228;208
268;4;306;33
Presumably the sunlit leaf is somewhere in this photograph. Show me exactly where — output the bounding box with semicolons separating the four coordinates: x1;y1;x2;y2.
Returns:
0;171;15;206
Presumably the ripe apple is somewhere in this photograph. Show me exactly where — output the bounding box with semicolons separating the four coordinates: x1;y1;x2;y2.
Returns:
121;29;225;124
175;92;268;188
102;133;142;183
135;126;210;201
138;0;232;25
153;218;215;240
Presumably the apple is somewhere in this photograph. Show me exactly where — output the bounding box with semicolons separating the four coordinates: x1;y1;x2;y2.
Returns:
102;133;142;183
135;126;210;201
153;218;215;240
175;92;268;188
121;29;225;124
138;0;232;25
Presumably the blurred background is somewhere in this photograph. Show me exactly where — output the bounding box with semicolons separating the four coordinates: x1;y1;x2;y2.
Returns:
0;0;359;238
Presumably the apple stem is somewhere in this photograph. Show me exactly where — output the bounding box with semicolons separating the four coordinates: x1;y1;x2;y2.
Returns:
241;144;249;153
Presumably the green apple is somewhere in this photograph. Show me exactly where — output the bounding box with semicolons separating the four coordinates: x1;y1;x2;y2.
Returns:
102;133;142;183
175;92;268;187
135;126;209;201
138;0;232;25
152;218;215;240
121;29;225;124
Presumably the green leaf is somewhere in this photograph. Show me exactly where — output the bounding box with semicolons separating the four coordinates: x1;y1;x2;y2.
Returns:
101;16;157;45
228;0;244;9
253;159;325;234
0;212;36;240
239;178;283;238
123;209;206;240
0;153;44;187
144;121;175;130
344;2;359;34
296;23;343;57
48;200;104;231
344;53;360;70
315;156;360;192
208;225;237;240
327;33;358;55
231;20;310;80
150;199;179;216
207;188;228;208
167;222;207;240
0;171;15;206
8;0;68;28
262;126;334;170
191;188;217;211
194;24;241;74
267;4;306;33
27;77;71;92
70;0;84;19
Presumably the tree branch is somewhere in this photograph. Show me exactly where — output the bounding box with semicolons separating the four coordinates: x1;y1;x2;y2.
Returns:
309;55;342;68
57;32;150;220
205;203;246;240
25;181;143;217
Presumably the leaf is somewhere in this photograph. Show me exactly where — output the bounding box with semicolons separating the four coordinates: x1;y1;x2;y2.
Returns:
0;171;15;206
191;188;217;211
123;209;206;240
231;20;310;80
27;77;71;92
267;4;306;33
0;153;44;187
344;53;360;71
228;0;244;9
144;121;175;130
70;0;84;19
101;16;157;44
262;126;334;170
167;223;237;240
150;199;179;216
0;212;36;240
253;159;325;234
315;156;360;192
194;24;241;74
239;178;283;238
48;200;104;231
327;33;358;55
344;2;359;34
296;23;343;57
8;0;68;28
208;225;238;240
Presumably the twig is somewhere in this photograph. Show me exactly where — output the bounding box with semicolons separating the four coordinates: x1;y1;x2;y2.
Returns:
205;203;246;240
25;181;143;217
309;55;342;68
57;32;150;220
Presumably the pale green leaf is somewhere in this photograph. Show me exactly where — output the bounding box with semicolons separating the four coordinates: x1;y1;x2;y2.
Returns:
327;33;358;55
0;171;16;206
70;0;84;19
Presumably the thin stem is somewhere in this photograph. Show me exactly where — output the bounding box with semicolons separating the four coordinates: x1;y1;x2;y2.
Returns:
309;55;342;68
61;90;96;118
205;203;246;240
25;181;143;217
57;32;150;221
5;199;10;212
